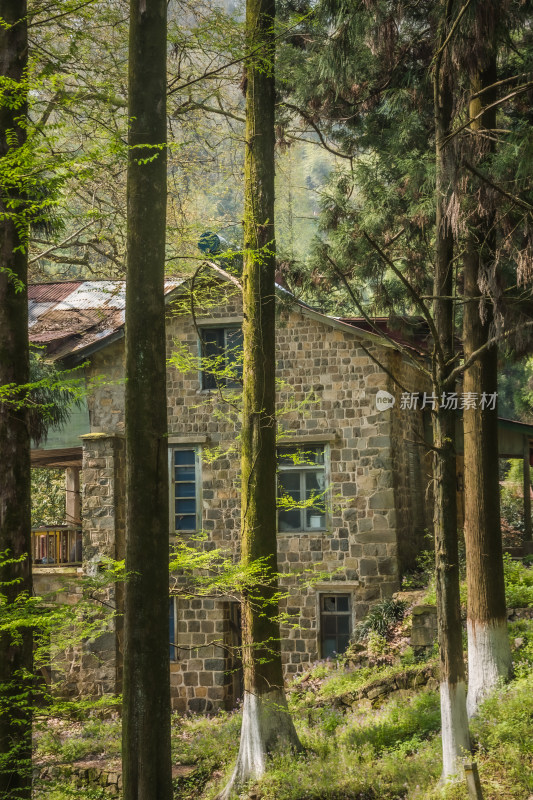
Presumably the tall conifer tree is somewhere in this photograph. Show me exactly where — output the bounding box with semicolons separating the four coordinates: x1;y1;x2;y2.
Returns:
461;2;512;718
432;1;470;777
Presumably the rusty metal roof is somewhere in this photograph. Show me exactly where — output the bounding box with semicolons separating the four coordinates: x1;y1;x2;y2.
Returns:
29;280;184;361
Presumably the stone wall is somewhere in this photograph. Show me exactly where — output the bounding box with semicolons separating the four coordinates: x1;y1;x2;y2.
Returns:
169;597;240;713
81;283;427;708
76;433;125;696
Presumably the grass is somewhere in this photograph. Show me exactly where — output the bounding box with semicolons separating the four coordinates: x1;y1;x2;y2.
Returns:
32;620;533;800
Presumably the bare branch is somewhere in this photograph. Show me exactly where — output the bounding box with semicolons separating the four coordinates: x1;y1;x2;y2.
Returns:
29;223;94;264
279;102;353;161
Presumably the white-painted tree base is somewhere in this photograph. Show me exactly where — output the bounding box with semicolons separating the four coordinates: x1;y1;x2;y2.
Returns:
439;679;470;782
218;689;300;800
467;618;512;719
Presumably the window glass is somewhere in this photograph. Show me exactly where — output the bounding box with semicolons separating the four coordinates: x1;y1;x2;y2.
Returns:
171;448;198;531
320;594;351;658
200;326;243;389
277;445;327;532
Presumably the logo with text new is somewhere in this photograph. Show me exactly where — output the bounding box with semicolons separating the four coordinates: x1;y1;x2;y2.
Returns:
376;390;396;411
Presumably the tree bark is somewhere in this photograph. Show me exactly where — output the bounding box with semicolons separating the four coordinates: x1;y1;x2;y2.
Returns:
122;2;172;799
0;3;32;798
433;2;470;778
219;0;301;795
463;46;512;720
523;436;532;541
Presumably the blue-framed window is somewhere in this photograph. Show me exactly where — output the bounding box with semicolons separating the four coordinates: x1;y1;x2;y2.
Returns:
170;447;201;532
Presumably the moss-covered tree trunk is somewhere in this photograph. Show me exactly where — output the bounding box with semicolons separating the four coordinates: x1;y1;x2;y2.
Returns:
433;3;470;778
122;2;172;799
0;3;32;798
463;44;511;720
219;0;301;795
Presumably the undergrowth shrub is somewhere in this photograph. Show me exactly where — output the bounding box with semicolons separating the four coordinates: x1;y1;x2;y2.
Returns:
353;598;407;641
503;553;533;607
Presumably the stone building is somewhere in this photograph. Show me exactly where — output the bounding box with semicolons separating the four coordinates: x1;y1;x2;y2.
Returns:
29;277;533;712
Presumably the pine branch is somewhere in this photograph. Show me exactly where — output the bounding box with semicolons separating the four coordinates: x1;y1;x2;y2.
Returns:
361;230;445;367
469;72;531;100
324;252;432;382
432;0;474;62
463;160;533;214
444;81;533;146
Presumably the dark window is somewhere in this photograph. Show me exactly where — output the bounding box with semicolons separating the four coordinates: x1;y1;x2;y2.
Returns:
200;326;243;390
320;594;351;658
171;448;200;531
277;445;327;532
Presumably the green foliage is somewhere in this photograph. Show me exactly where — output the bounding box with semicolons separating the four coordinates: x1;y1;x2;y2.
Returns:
498;357;533;423
292;659;435;705
466;676;533;800
509;620;533;679
0;351;85;447
0;551;122;796
30;620;533;799
208;690;442;800
401;547;434;590
500;482;525;536
36;716;121;763
366;630;390;657
421;551;533;609
31;469;65;528
353;598;407;641
503;554;533;608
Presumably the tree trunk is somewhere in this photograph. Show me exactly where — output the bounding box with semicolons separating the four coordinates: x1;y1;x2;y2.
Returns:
433;3;470;778
0;3;32;798
122;2;172;799
463;50;512;720
219;0;301;795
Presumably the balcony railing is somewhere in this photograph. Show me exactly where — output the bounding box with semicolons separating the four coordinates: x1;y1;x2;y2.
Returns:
31;526;82;567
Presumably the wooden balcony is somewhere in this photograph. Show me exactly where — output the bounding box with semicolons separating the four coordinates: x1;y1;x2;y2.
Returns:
31;526;82;567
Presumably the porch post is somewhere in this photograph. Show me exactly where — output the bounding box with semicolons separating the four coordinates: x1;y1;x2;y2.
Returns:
524;435;531;542
65;467;81;525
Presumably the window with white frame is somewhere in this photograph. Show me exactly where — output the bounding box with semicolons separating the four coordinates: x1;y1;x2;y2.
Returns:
320;594;351;657
199;326;243;390
170;447;201;532
277;445;327;532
